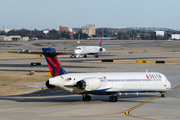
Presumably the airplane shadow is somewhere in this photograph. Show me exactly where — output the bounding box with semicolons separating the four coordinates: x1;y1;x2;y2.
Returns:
0;89;159;103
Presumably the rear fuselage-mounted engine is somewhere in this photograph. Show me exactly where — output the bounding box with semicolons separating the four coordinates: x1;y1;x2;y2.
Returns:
76;77;101;91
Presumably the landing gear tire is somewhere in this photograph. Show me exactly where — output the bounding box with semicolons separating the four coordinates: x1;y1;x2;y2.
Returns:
95;54;98;58
161;93;165;97
70;54;75;58
84;55;87;58
109;96;118;102
82;95;91;101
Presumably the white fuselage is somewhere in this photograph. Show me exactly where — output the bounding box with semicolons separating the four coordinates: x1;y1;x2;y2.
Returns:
74;46;106;56
48;72;171;95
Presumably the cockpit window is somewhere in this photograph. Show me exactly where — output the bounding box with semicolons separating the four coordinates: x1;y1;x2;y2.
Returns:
75;47;81;50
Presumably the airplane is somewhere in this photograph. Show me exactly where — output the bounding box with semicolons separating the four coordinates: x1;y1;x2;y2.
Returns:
90;36;117;40
71;39;106;58
5;48;171;102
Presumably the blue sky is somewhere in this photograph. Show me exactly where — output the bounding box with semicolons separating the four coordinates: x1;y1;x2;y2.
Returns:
1;0;180;30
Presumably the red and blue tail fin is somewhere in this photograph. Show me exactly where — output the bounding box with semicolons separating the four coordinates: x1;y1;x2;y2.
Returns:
42;48;67;77
98;39;102;46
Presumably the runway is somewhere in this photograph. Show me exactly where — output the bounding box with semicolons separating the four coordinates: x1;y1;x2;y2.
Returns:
0;40;180;120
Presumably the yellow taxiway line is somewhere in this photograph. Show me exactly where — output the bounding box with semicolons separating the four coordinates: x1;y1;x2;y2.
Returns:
124;85;180;120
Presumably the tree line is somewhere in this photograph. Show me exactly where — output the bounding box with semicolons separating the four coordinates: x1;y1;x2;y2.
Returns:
95;28;180;40
0;28;179;40
0;29;89;40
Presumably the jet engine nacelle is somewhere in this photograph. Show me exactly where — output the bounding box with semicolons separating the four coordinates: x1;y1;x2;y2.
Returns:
99;47;106;52
76;77;101;91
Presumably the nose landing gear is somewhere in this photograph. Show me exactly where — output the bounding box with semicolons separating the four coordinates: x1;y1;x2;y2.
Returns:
160;92;165;97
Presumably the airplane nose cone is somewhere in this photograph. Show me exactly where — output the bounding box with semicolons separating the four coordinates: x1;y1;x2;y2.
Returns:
168;81;171;89
74;50;81;54
166;79;171;90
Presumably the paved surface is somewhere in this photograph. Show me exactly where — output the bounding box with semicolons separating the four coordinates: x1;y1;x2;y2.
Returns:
0;40;180;120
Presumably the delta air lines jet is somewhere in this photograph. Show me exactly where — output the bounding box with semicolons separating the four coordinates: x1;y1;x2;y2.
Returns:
72;39;106;58
44;48;171;102
5;48;171;102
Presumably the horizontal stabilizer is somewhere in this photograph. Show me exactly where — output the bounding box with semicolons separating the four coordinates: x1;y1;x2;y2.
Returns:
46;52;63;56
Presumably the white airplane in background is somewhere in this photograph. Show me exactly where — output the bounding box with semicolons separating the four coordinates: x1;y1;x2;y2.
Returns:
90;36;117;40
72;39;106;58
5;48;171;102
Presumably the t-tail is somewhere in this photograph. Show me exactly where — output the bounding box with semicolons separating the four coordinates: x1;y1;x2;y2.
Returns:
42;48;67;77
98;39;102;46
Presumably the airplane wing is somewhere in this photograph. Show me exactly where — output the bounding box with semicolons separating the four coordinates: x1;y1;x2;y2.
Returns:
3;84;47;89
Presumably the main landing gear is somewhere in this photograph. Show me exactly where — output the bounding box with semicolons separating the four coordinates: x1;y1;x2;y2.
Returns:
109;93;118;102
82;94;91;101
83;55;87;58
95;54;98;58
82;93;118;102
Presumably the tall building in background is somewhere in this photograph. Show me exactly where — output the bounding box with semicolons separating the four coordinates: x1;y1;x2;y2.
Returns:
81;24;96;37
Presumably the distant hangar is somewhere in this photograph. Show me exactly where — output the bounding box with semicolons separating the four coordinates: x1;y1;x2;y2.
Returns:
0;35;29;41
124;27;176;31
171;34;180;40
